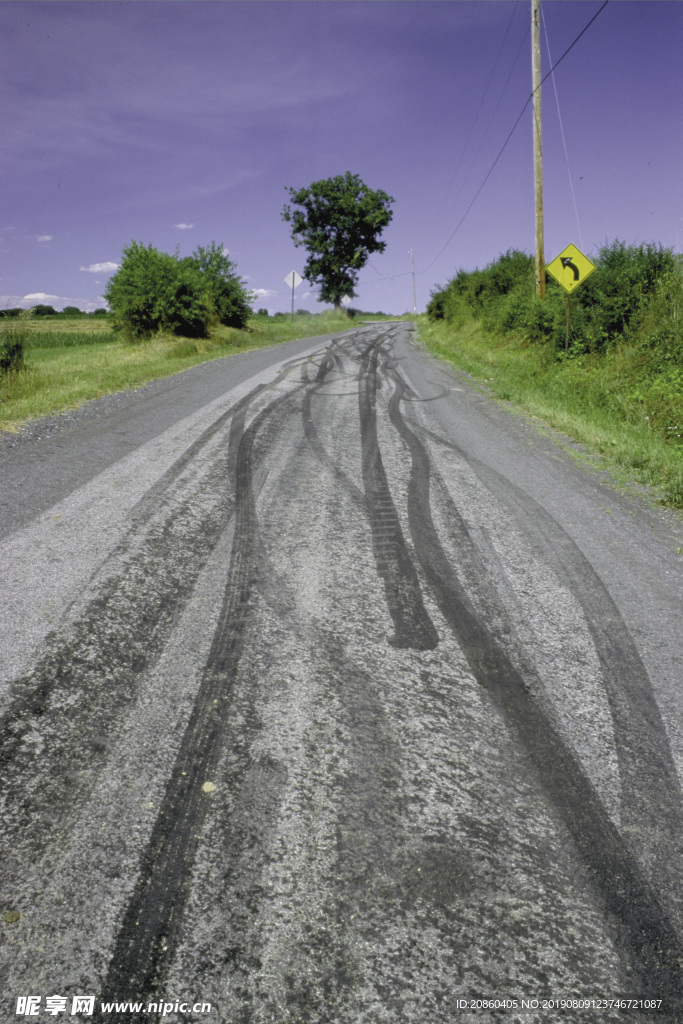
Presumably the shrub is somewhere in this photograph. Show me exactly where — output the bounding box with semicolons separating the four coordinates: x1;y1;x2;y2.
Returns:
105;242;211;339
573;241;677;353
184;242;252;329
0;331;26;375
429;241;678;357
105;240;252;339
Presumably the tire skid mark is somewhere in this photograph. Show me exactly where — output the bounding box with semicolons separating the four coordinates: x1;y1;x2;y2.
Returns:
96;381;308;1021
386;366;682;1001
300;349;367;514
412;419;683;893
0;446;234;856
0;377;298;931
357;339;439;651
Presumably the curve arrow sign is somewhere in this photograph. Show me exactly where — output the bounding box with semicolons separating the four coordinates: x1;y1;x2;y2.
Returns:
561;257;580;281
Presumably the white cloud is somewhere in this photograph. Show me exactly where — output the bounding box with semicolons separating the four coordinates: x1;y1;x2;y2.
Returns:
23;292;62;302
253;288;276;298
174;223;194;230
37;234;52;243
1;293;108;313
80;261;118;274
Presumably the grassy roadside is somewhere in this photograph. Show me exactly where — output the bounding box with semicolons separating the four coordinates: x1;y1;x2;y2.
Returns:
416;314;683;510
0;311;356;432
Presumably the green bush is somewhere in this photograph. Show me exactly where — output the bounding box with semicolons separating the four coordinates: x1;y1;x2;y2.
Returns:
104;242;207;339
0;331;26;375
428;240;678;359
105;240;252;340
184;242;252;329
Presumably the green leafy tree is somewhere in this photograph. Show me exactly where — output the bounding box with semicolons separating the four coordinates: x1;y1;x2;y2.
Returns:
282;172;394;309
182;242;253;329
105;242;209;338
104;240;252;339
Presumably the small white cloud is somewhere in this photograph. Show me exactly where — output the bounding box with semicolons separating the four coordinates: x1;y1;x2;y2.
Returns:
23;292;61;302
37;235;52;243
80;261;119;274
253;288;276;298
174;223;194;230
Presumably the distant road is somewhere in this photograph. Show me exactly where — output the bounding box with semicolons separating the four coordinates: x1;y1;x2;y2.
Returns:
1;323;681;1023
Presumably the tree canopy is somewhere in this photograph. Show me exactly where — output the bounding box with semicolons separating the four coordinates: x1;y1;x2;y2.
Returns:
282;172;394;309
105;241;252;338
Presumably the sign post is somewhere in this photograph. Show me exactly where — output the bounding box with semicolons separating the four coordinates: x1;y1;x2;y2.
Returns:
284;270;303;320
546;243;596;351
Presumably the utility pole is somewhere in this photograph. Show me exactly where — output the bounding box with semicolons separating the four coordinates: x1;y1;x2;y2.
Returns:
532;0;545;299
410;248;417;314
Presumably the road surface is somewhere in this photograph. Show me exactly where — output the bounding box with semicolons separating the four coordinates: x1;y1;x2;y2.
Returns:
0;322;681;1023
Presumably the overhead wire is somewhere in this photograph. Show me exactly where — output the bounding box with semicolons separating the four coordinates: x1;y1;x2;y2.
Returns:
418;0;608;273
368;0;609;284
417;1;520;253
541;3;584;249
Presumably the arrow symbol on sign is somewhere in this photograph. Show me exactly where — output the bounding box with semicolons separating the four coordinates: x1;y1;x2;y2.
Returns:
561;256;580;281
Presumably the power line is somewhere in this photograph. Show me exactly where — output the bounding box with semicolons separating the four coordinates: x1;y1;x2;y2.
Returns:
418;0;609;274
541;4;583;249
417;1;521;253
364;0;609;287
425;22;531;259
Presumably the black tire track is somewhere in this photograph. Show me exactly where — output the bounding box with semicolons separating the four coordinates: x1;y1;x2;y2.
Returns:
358;339;438;651
300;347;367;514
386;364;682;1006
411;416;683;886
0;378;293;886
95;381;309;1022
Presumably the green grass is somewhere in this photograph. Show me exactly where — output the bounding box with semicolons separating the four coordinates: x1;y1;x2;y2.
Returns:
417;314;683;510
0;312;356;431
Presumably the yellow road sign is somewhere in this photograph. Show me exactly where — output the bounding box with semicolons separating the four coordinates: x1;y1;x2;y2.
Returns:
546;243;596;294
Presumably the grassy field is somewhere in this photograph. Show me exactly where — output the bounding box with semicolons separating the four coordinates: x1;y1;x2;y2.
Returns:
417;314;683;510
0;312;356;431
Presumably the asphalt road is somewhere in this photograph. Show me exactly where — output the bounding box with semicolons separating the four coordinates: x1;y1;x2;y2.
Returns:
0;323;681;1024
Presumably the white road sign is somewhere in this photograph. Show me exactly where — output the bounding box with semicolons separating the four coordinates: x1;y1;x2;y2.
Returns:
284;271;303;289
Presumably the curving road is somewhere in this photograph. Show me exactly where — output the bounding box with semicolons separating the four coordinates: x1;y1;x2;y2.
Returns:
0;323;681;1023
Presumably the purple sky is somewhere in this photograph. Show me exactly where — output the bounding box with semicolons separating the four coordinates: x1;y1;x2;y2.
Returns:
2;1;681;315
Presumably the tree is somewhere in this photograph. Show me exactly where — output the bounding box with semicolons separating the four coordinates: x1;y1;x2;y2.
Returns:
104;240;252;339
61;306;83;317
282;172;394;309
182;242;253;329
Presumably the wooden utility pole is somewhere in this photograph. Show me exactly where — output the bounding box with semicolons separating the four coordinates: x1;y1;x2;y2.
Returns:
532;0;545;299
